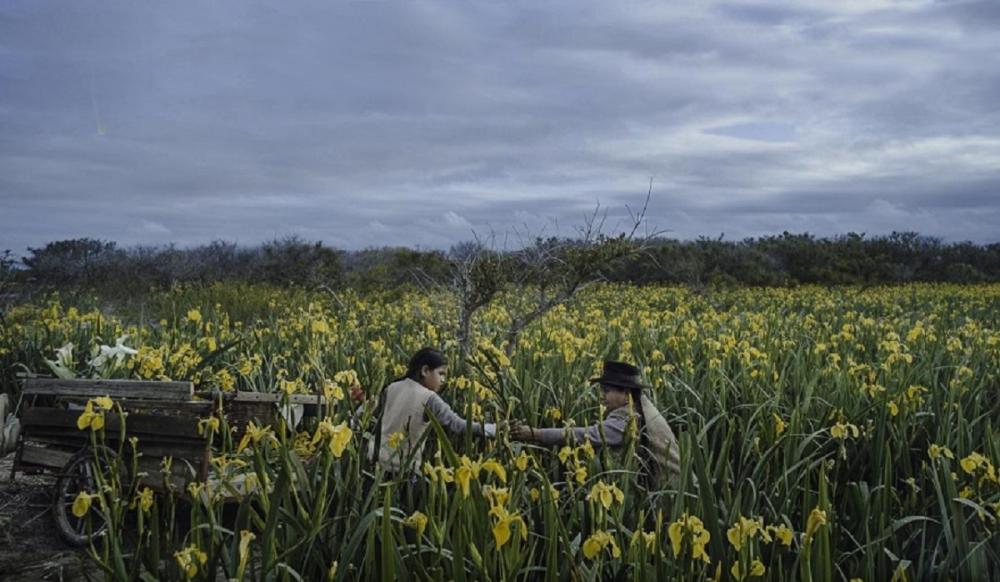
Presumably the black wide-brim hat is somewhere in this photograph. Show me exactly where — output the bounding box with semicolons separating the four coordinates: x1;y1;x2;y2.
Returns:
590;361;647;391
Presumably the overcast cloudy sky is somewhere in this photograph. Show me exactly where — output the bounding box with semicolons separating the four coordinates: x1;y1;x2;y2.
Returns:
2;0;999;252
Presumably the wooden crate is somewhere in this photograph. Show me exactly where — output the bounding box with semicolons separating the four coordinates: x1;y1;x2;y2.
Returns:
14;379;331;489
15;378;210;485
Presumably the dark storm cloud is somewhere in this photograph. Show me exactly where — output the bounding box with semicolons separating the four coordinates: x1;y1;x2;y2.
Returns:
1;0;999;255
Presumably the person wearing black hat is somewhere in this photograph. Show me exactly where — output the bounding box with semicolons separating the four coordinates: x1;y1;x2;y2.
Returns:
511;361;681;486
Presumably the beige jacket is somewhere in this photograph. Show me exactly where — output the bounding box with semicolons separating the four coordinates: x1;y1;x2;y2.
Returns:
367;377;494;473
368;378;436;473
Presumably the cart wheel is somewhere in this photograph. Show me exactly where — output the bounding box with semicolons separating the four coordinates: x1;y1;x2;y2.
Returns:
52;446;125;546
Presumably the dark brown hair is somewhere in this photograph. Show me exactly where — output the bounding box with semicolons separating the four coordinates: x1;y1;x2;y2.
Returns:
404;347;447;383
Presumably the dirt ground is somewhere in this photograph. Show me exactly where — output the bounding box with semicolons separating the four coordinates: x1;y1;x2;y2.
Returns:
0;455;93;581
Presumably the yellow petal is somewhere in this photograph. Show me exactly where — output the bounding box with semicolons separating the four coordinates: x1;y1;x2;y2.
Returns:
482;460;507;483
76;411;92;431
237;433;252;454
404;511;428;537
693;542;710;563
239;530;255;561
493;519;512;548
668;522;683;557
582;536;602;559
806;508;827;538
329;423;353;457
600;488;612;510
71;492;92;518
727;525;743;551
456;466;472;498
137;487;154;512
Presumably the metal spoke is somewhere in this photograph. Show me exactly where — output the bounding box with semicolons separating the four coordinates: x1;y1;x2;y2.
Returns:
83;461;95;488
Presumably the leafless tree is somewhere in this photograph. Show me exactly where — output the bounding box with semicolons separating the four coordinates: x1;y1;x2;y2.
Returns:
447;185;659;370
498;186;658;356
449;236;508;369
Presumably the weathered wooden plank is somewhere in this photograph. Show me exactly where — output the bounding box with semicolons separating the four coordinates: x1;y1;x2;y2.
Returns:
22;408;204;439
23;432;206;452
23;378;194;401
18;443;74;469
227;392;328;405
120;402;213;416
19;433;88;448
19;435;206;462
53;397;214;417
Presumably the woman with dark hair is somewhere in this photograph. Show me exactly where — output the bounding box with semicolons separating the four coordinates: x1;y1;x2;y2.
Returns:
366;347;496;475
511;361;681;486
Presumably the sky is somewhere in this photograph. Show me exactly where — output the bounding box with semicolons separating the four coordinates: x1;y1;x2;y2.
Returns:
2;0;999;253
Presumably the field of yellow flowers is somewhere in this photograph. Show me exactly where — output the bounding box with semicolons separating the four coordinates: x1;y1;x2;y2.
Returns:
1;282;999;581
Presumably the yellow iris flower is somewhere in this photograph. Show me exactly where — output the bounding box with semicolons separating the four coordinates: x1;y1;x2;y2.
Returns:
586;480;624;510
237;530;255;580
328;422;352;457
75;400;105;432
403;511;428;537
72;491;98;518
514;451;530;472
481;460;507;483
773;413;786;437
731;559;766;580
805;507;827;541
767;524;794;547
668;513;711;563
174;545;208;579
132;487;154;513
238;421;275;454
197;416;220;436
488;504;528;549
455;466;473;498
582;530;621;560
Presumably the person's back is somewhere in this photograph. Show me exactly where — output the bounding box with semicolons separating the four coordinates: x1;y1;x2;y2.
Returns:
370;377;436;473
637;394;682;487
364;347;496;476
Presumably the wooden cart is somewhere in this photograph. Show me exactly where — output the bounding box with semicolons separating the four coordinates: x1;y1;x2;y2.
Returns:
10;378;327;546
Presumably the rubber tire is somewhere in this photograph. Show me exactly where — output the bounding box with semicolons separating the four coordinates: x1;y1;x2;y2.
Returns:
52;446;125;546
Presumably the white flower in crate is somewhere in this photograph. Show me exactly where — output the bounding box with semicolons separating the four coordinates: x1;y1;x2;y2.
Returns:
89;335;139;372
45;342;77;379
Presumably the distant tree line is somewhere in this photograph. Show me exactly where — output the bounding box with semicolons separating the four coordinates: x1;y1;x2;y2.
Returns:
2;232;999;301
607;231;1000;287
